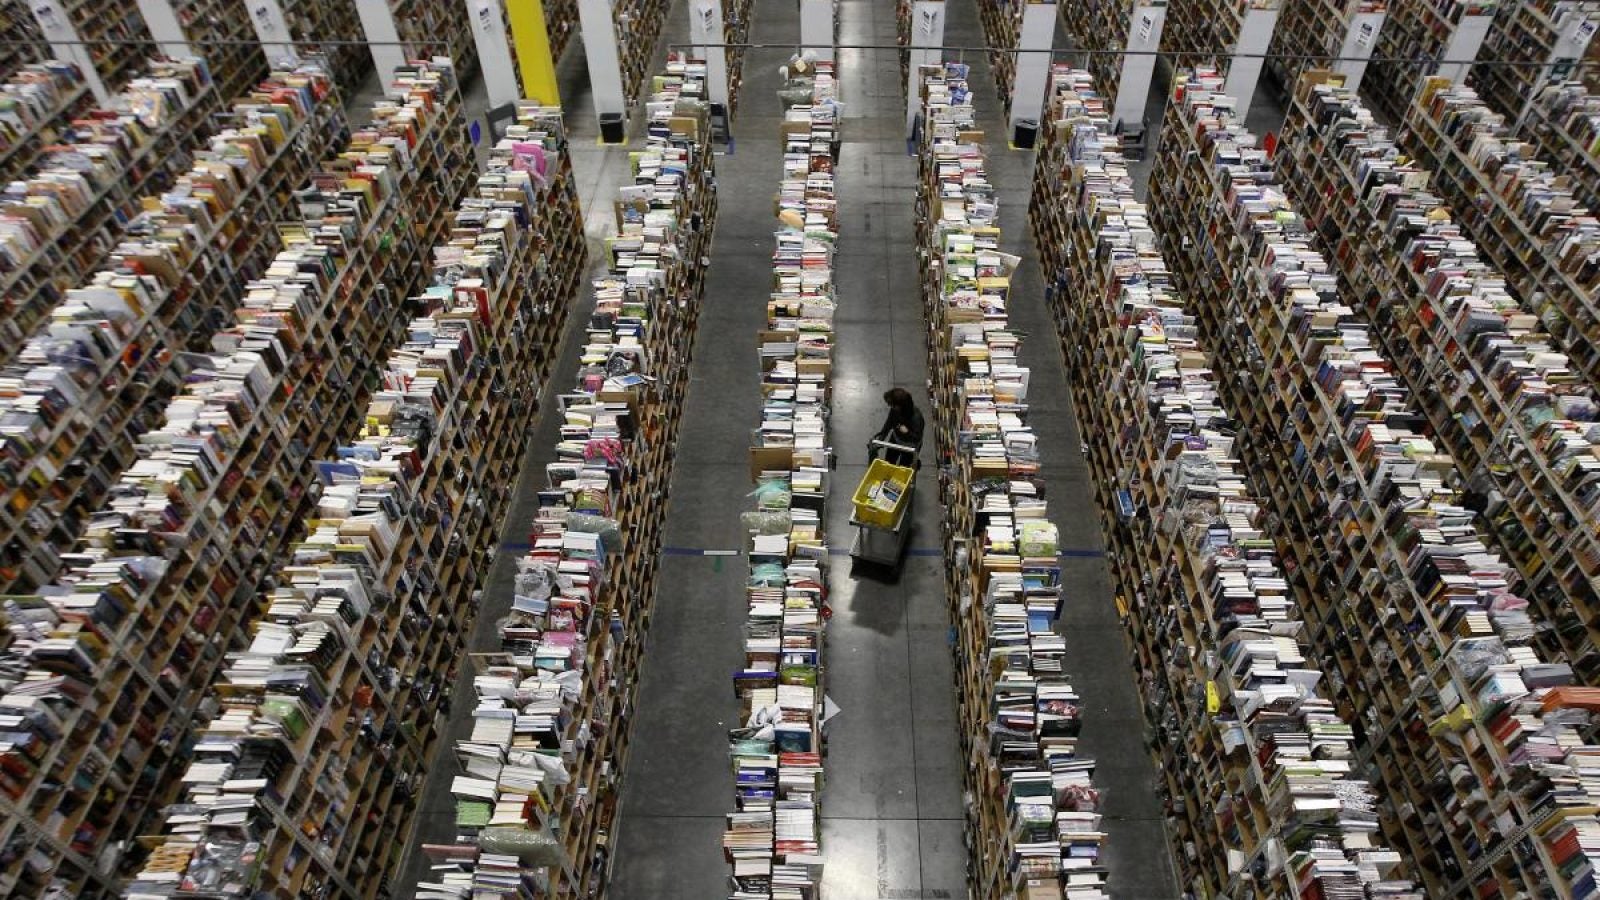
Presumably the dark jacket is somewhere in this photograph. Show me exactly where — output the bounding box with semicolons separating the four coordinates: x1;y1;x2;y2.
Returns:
874;406;924;465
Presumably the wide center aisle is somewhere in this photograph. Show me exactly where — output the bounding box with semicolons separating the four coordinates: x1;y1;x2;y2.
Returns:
607;0;969;898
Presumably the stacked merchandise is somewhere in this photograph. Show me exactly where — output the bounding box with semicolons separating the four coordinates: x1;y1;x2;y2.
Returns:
974;0;1025;116
723;0;755;116
1029;64;1420;900
275;0;368;95
1279;74;1600;898
389;0;481;79
163;0;269;100
5;0;152;94
1522;80;1600;211
407;66;719;899
1148;66;1582;897
1264;0;1388;96
1058;0;1157;111
121;95;582;900
897;0;917;90
0;1;44;83
546;0;580;64
1159;0;1282;75
728;57;838;900
0;61;93;185
0;57;219;367
1365;0;1500;125
0;61;469;900
0;63;345;596
616;0;672;108
1470;0;1598;127
912;62;1098;900
1397;77;1600;391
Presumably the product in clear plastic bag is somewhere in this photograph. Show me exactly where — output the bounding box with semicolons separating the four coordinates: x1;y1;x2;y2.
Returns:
477;825;567;866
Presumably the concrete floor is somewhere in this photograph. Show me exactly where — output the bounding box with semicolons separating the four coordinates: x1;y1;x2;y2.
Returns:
373;2;1274;897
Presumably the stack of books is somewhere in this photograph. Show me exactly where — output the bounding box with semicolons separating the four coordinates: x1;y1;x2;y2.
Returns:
121;68;583;900
1;60;470;900
728;58;839;900
1278;71;1600;900
402;70;718;900
1147;64;1581;897
0;61;345;600
913;62;1102;900
1033;62;1421;900
0;60;92;185
0;56;219;365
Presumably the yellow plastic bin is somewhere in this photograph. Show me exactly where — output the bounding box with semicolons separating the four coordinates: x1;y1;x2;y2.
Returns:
851;459;914;528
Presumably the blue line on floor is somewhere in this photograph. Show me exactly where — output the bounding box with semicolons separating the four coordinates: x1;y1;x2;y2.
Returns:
503;541;1102;559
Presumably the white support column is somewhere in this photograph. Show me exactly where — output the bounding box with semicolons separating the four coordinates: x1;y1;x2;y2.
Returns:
690;0;730;109
356;0;410;88
134;0;194;57
1436;13;1492;85
1545;3;1597;82
906;0;946;134
1112;4;1164;130
800;0;835;62
28;0;108;102
246;0;301;69
1222;6;1279;118
1333;8;1386;93
578;0;627;136
467;0;521;108
1008;1;1055;136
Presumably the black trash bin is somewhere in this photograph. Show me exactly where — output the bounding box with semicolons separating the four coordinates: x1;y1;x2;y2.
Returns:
1012;118;1038;150
599;112;625;144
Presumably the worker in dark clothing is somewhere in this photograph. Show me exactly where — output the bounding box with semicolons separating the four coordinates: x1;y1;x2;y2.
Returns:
872;387;925;468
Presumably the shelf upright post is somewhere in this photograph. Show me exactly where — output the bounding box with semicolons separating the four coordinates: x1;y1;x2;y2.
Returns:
1333;5;1386;93
1436;10;1494;86
800;0;835;61
689;0;731;109
906;0;946;135
245;0;302;69
26;0;108;102
1112;3;1165;130
1009;0;1056;138
467;0;524;108
1222;3;1280;118
356;0;409;88
577;0;628;140
134;0;195;57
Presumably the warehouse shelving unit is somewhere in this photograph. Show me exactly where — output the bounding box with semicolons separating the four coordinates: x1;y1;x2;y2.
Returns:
1263;0;1387;98
915;61;1105;900
1031;64;1420;900
0;58;219;371
975;0;1023;113
0;63;357;600
1470;0;1598;127
0;61;466;900
1278;71;1600;897
1150;65;1594;896
1397;77;1600;392
404;60;719;900
1364;0;1498;125
103;59;483;890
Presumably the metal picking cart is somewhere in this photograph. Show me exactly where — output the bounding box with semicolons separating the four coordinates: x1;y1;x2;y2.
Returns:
849;441;917;567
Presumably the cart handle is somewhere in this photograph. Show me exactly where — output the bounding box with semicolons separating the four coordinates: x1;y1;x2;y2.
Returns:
869;437;918;454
